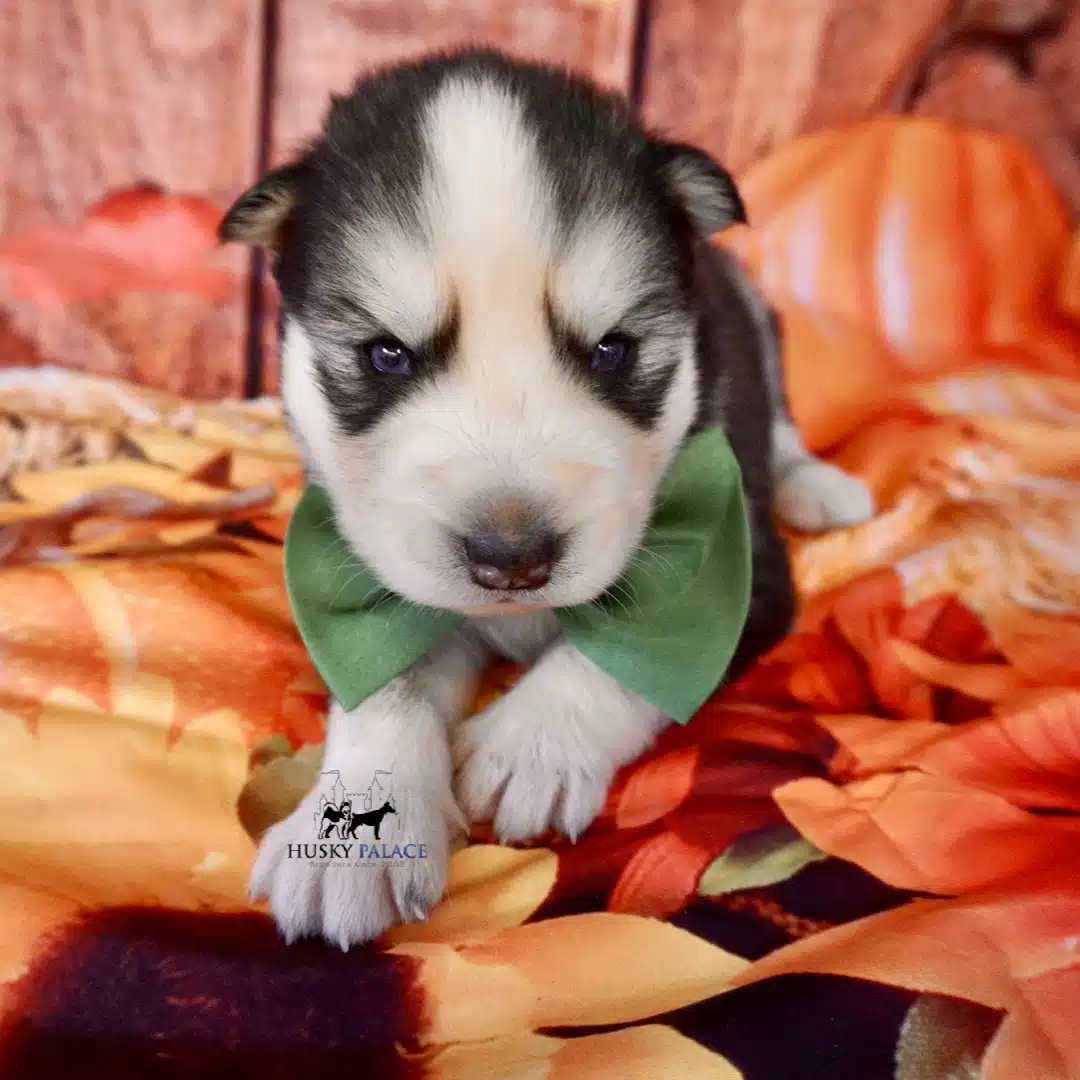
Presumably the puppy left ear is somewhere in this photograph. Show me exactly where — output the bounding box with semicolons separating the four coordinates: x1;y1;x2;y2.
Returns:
218;160;305;249
652;140;747;237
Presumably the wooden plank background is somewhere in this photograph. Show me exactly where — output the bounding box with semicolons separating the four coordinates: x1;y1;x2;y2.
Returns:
1;0;1077;399
0;1;262;397
272;0;639;165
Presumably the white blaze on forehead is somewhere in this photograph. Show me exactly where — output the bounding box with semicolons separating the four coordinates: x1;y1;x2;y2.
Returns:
422;75;553;271
421;76;658;357
420;75;556;381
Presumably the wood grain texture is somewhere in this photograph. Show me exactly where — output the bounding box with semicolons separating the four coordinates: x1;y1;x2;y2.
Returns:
0;2;261;397
271;0;640;164
916;46;1080;219
261;0;641;391
1035;1;1080;146
641;0;953;174
955;0;1066;34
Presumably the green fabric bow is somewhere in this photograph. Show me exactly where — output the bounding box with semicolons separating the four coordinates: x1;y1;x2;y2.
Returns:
284;427;752;724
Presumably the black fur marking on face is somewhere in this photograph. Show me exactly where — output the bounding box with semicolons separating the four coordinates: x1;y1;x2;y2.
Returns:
270;59;456;438
544;294;677;430
310;300;461;438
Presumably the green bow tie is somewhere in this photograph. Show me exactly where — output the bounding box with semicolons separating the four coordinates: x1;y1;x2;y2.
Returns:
284;428;752;724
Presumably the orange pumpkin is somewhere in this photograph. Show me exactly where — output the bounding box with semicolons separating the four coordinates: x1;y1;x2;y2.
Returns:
720;118;1080;450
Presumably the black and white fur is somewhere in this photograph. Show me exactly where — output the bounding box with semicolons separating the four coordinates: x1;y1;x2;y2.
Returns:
220;49;873;948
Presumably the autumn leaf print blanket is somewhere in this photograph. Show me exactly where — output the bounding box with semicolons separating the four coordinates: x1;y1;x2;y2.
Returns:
1;119;1079;1079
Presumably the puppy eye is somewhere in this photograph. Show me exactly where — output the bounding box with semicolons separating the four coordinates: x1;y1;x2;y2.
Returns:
590;333;636;374
362;338;415;375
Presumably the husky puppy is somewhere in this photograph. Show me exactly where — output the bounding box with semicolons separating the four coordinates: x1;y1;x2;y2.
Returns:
220;48;873;948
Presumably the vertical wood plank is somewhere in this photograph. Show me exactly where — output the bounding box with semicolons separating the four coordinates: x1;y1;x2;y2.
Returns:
272;0;640;164
1035;2;1080;152
641;0;952;175
0;1;262;398
261;0;641;391
916;47;1080;219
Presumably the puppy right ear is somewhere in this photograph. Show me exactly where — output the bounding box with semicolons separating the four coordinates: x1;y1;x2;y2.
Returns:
650;140;747;237
218;161;304;248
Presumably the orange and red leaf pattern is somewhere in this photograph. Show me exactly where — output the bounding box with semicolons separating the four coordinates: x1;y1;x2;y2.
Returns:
0;187;232;307
2;118;1080;1078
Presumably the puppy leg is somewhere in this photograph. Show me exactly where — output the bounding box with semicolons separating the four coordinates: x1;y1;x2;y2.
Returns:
722;248;875;533
771;418;875;531
455;638;667;843
250;629;488;948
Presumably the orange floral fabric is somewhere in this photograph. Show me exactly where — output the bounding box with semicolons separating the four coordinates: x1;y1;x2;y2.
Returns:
1;119;1079;1079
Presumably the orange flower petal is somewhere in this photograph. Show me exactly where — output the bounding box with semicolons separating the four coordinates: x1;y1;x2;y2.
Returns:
895;592;994;660
0;566;112;731
384;845;558;947
785;632;873;711
423;1025;742;1080
986;607;1080;688
775;771;1080;894
887;639;1026;703
911;690;1080;810
993;966;1080;1080
613;745;699;829
608;830;713;918
394;912;746;1043
982;1004;1068;1080
817;713;947;774
868;639;935;719
687;702;831;758
797;568;903;639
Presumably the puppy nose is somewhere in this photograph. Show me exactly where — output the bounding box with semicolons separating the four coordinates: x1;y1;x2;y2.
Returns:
464;522;560;591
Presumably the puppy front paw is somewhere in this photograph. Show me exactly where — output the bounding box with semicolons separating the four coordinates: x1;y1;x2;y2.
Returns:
248;779;459;949
455;704;609;844
454;661;664;844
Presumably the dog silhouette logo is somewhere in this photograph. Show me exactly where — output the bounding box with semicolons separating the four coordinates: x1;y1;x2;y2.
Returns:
290;769;426;865
315;770;396;841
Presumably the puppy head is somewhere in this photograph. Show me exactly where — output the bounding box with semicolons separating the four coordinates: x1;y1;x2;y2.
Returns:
222;51;745;614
